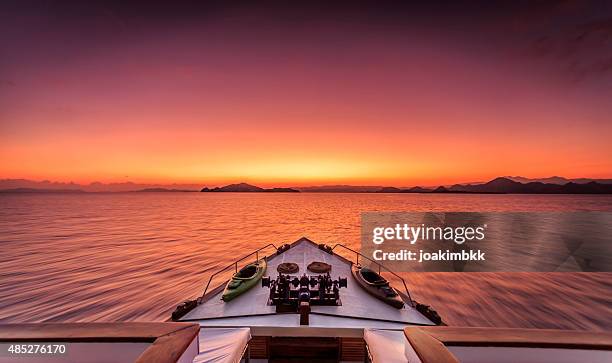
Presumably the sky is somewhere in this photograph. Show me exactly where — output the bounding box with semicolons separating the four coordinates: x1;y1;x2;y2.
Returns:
1;1;611;187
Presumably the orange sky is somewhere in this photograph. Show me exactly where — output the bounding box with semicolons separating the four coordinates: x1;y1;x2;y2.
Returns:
1;2;611;187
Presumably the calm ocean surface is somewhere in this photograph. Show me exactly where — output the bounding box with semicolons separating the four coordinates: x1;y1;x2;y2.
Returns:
1;193;611;330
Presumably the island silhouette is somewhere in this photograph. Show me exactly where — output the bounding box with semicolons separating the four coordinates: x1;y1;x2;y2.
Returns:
200;178;612;194
374;177;612;194
200;183;299;193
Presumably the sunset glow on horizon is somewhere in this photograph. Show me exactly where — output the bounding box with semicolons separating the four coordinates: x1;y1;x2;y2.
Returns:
1;2;611;187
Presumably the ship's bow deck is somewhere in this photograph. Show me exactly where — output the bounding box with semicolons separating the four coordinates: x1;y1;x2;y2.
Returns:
181;238;433;334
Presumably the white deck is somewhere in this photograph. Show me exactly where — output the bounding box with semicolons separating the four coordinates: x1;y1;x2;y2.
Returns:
181;238;433;333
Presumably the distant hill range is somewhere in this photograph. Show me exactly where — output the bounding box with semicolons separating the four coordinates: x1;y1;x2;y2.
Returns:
376;177;612;194
296;185;383;193
201;183;299;193
202;179;612;194
2;177;612;194
377;186;431;193
505;176;612;185
135;188;194;193
0;187;85;193
0;179;202;192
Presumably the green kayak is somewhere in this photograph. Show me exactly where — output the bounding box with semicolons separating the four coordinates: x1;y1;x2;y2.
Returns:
222;259;267;302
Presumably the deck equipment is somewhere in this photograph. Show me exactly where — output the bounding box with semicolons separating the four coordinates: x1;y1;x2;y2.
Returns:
307;261;332;273
262;272;347;313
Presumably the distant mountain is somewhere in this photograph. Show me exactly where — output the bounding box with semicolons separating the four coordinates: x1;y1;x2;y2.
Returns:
3;177;611;194
506;176;612;185
373;177;612;194
135;188;194;192
377;186;433;193
506;176;570;184
377;187;402;193
0;179;202;192
266;187;300;192
449;177;612;194
201;183;299;192
404;186;433;193
296;185;383;193
450;177;526;193
0;179;82;191
0;188;85;193
570;178;612;184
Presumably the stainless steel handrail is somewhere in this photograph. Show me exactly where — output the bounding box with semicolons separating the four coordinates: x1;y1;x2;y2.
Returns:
331;243;414;307
198;243;278;303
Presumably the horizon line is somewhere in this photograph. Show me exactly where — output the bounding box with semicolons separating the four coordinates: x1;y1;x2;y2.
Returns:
2;175;612;192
